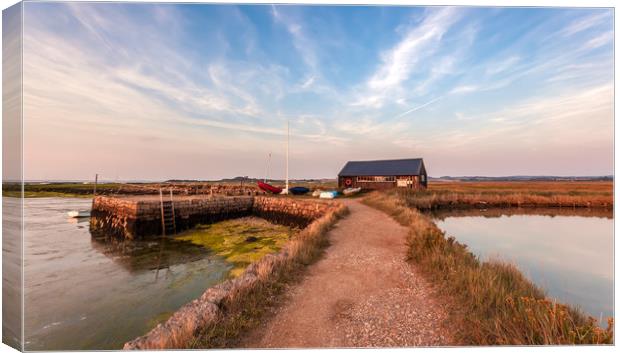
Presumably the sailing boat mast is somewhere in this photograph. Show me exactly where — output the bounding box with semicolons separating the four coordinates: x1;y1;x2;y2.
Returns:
282;119;290;194
264;152;271;183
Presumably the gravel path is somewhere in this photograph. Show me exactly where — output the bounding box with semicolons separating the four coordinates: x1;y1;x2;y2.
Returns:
240;199;454;348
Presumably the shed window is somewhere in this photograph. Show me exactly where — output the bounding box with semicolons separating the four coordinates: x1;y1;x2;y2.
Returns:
357;176;396;182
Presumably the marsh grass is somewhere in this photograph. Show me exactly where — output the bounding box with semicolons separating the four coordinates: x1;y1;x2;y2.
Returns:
401;181;613;210
3;182;121;198
3;190;93;198
363;191;613;345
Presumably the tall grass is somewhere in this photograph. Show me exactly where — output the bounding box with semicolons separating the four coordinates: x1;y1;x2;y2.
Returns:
363;192;613;345
400;181;613;210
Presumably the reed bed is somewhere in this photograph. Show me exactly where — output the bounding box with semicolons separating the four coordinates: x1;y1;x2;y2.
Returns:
363;191;613;345
400;181;613;210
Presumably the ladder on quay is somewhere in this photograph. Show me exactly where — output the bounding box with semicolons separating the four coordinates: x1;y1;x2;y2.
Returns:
159;189;177;236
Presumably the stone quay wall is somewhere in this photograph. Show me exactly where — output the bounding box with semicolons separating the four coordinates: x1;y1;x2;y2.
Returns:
252;196;333;228
90;195;254;239
123;199;347;350
90;195;337;239
89;197;141;239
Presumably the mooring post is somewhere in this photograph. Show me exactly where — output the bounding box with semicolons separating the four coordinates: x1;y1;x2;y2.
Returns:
94;173;98;196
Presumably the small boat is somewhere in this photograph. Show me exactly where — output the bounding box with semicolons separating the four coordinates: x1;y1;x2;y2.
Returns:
257;181;283;194
67;210;90;218
343;187;362;196
311;189;322;197
288;186;310;195
319;191;338;199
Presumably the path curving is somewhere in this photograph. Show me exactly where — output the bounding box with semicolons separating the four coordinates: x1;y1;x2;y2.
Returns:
240;199;453;348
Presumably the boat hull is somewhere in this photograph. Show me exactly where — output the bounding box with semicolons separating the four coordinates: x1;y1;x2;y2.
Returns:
257;181;283;194
343;187;362;195
67;210;90;218
288;187;310;195
319;191;338;199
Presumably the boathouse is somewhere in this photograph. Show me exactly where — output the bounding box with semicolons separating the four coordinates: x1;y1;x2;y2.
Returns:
337;158;428;190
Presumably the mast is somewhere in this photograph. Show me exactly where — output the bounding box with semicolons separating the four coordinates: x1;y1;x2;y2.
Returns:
264;152;271;183
283;119;290;194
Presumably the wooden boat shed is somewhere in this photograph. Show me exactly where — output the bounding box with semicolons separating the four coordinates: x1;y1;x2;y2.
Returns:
337;158;428;190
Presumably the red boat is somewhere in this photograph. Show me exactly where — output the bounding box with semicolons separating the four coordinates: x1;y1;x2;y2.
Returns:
257;181;283;194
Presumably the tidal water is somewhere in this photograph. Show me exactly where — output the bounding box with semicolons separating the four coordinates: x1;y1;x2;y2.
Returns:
22;198;232;350
433;209;614;320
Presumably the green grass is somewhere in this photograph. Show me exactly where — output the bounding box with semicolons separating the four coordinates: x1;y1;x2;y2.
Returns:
3;182;121;198
176;217;297;277
3;190;94;198
363;191;613;345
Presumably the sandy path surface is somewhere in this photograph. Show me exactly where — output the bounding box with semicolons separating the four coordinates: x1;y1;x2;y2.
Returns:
240;199;453;348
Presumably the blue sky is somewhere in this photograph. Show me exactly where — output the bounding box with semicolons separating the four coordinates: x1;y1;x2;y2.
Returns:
20;3;613;180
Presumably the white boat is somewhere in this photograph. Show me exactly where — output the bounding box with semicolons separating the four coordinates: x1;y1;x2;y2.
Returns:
67;210;90;218
319;191;338;199
311;190;322;197
343;187;362;195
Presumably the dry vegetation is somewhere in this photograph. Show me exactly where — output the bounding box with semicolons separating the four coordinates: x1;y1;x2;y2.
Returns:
400;181;613;210
188;202;349;348
363;191;613;345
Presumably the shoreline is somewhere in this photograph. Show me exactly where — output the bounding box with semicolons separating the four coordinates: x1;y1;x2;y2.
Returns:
362;191;613;345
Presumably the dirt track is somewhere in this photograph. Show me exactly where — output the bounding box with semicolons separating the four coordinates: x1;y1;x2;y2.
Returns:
240;199;453;348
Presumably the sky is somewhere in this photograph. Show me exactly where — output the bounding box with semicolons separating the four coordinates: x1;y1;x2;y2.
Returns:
16;3;614;180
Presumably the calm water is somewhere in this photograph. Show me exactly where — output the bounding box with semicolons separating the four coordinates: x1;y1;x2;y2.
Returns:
23;198;233;350
433;209;613;320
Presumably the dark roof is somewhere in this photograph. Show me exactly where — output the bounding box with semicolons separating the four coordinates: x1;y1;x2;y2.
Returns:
338;158;425;177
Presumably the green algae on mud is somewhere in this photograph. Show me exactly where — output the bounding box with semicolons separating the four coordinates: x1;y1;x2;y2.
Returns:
175;217;298;277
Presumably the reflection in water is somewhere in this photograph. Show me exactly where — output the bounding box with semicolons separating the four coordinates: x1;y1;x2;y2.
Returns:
429;207;613;220
90;234;213;273
433;209;613;320
24;198;232;350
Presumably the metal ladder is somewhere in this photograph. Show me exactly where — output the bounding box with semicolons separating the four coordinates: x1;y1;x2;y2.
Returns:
159;189;177;236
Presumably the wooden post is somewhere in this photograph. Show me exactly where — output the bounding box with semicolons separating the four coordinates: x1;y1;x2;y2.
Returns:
93;173;98;196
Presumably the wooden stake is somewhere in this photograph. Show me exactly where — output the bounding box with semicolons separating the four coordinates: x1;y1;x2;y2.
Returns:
94;173;98;196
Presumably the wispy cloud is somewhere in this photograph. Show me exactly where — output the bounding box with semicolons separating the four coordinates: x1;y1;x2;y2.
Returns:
582;31;613;50
393;96;442;119
270;5;318;71
450;85;479;94
352;7;462;108
560;11;611;37
486;56;520;75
